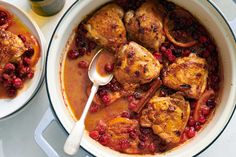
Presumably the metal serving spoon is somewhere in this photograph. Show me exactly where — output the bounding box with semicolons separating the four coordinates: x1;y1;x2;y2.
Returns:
64;49;113;156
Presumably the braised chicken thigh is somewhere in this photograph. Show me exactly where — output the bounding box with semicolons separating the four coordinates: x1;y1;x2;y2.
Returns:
0;29;26;68
163;54;208;99
140;93;190;143
114;41;162;91
85;3;127;51
124;1;165;50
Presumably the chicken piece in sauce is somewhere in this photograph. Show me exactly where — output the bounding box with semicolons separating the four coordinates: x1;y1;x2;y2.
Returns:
85;3;127;51
0;29;26;68
163;54;208;99
114;41;162;91
107;117;140;154
140;93;190;143
124;1;165;50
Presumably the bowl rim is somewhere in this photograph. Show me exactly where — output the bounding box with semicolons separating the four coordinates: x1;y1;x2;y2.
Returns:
45;0;236;156
0;1;46;119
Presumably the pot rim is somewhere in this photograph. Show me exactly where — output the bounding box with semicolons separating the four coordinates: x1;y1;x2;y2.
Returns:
45;0;236;156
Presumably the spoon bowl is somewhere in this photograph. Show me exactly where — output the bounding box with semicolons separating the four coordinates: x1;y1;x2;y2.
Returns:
88;49;114;85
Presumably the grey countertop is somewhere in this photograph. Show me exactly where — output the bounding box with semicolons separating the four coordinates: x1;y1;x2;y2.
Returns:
0;0;235;157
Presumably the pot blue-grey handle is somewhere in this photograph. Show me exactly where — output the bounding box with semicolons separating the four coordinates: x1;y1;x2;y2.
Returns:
34;108;59;157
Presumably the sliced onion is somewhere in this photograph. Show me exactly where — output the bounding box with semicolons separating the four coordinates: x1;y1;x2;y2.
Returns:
164;9;198;48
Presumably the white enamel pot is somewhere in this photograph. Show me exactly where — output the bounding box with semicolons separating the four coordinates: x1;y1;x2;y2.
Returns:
35;0;236;157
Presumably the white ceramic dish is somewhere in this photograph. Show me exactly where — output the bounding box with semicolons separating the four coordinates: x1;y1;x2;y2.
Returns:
45;0;236;156
0;1;45;119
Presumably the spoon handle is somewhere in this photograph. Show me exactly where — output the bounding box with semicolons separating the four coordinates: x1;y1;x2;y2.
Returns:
64;84;99;155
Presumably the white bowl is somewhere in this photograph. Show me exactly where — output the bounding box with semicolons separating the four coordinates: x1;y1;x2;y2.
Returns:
0;1;45;119
46;0;236;156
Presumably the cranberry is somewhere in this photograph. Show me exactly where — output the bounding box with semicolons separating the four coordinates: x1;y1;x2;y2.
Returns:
4;63;15;74
184;127;190;133
119;139;130;149
199;36;208;44
201;106;210;116
99;134;110;146
206;99;216;109
0;11;8;26
7;88;17;97
129;131;137;139
121;111;130;118
148;143;156;153
19;66;30;76
198;114;206;124
164;49;176;62
140;128;152;135
88;41;97;51
23;57;31;65
79;47;87;56
188;116;195;126
77;23;87;34
96;121;107;135
138;141;146;149
18;34;26;43
127;95;135;102
160;46;167;52
89;104;99;113
67;50;80;59
139;134;148;142
168;54;176;62
202;50;210;58
78;60;89;69
101;95;110;105
24;47;35;58
27;71;34;79
76;37;86;48
98;89;108;97
89;130;100;140
2;73;10;80
153;52;163;63
187;127;196;138
109;83;120;92
128;102;137;111
182;49;191;57
194;122;202;131
104;63;114;73
3;79;12;88
13;78;23;89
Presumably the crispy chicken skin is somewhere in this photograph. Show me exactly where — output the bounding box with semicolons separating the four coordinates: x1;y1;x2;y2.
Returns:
85;3;127;51
124;1;165;51
163;54;208;99
0;29;26;68
140;93;190;143
114;41;162;91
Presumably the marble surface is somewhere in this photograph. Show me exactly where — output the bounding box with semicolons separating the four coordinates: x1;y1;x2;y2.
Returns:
0;0;235;157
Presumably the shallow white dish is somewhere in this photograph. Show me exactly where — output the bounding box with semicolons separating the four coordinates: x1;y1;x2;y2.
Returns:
44;0;236;156
0;1;45;119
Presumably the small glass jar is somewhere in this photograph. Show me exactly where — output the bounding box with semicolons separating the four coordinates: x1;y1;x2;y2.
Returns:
29;0;65;16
